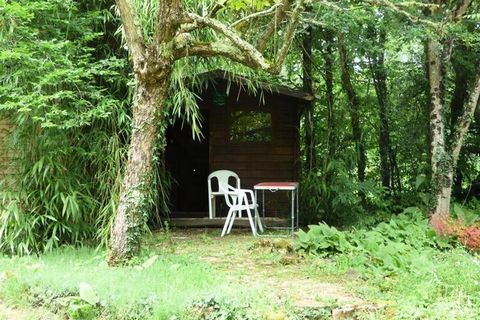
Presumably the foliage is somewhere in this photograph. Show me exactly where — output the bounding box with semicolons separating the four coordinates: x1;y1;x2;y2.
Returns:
0;0;131;254
183;297;249;320
296;223;352;255
459;226;480;252
297;208;453;274
298;207;480;318
299;167;384;226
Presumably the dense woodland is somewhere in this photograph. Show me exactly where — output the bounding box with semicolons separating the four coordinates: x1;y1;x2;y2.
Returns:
0;0;479;259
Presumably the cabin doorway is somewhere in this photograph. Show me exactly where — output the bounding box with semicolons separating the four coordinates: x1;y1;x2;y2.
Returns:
165;110;209;216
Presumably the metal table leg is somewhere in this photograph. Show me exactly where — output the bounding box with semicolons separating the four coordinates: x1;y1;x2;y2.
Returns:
296;187;299;229
291;189;294;234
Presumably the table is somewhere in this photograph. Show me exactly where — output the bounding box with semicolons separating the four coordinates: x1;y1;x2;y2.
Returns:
254;182;299;233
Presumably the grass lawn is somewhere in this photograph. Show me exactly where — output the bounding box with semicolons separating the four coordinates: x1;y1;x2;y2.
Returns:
0;228;479;319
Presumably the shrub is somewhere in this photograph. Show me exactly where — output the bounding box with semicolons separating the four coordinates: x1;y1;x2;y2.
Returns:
296;223;353;256
430;204;480;252
429;213;463;237
0;0;131;254
296;208;450;273
459;226;480;252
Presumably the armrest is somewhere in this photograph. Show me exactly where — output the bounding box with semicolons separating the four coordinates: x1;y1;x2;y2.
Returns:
228;186;256;203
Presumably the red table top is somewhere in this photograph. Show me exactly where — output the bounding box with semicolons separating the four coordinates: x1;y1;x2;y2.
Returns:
254;182;299;190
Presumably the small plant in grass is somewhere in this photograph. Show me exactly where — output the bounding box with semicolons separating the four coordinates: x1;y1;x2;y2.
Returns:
183;297;249;320
66;298;97;320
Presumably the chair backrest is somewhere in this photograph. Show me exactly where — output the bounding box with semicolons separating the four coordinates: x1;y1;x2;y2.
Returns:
219;185;241;208
207;170;240;194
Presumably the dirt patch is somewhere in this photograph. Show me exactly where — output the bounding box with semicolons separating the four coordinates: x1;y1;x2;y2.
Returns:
0;302;59;320
275;279;361;308
164;229;364;309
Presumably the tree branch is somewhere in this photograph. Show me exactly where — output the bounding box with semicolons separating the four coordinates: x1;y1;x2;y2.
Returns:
440;0;472;83
256;0;293;53
451;63;480;168
451;0;473;21
182;12;271;70
115;0;146;62
230;3;281;28
269;0;305;73
208;0;227;18
173;41;262;69
176;0;305;74
153;0;182;47
367;0;438;27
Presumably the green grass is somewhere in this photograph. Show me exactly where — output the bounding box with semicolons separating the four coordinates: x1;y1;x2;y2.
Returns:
359;247;480;319
0;247;224;319
2;227;480;319
0;233;310;319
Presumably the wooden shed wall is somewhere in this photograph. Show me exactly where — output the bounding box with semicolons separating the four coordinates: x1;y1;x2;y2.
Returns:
204;85;301;189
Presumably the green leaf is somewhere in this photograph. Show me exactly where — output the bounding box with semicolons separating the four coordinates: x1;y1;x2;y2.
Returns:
415;175;426;190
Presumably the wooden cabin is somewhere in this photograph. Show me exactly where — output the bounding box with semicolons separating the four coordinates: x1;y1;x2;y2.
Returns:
165;70;313;219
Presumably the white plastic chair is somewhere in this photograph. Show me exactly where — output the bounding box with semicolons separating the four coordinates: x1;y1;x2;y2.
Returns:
207;170;240;219
220;185;264;237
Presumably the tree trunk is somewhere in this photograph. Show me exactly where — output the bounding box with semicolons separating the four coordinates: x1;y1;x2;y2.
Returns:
368;28;391;191
450;48;469;198
428;35;480;217
424;0;475;217
108;70;171;264
321;28;335;186
427;39;452;216
338;33;367;184
302;26;315;171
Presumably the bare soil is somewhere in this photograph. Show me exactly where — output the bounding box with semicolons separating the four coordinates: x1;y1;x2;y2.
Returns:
0;302;59;320
162;229;364;309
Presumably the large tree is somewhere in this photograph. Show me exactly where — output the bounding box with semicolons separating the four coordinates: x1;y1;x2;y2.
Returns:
424;0;480;217
109;0;306;264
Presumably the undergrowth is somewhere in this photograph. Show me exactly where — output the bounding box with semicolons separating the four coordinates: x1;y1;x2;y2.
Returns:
296;207;480;319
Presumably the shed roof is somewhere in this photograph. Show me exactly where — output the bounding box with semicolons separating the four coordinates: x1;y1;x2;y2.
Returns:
199;69;314;102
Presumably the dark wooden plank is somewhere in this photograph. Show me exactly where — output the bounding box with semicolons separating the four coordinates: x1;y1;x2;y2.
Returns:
169;217;290;228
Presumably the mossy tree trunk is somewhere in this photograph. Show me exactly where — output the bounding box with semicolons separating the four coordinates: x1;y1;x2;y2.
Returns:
109;71;171;264
321;28;336;187
367;26;392;191
425;0;478;217
108;0;181;264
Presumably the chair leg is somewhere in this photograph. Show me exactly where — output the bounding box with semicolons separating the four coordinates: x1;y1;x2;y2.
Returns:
245;207;256;236
212;197;216;218
227;209;238;234
221;208;234;237
208;196;213;219
255;207;264;233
